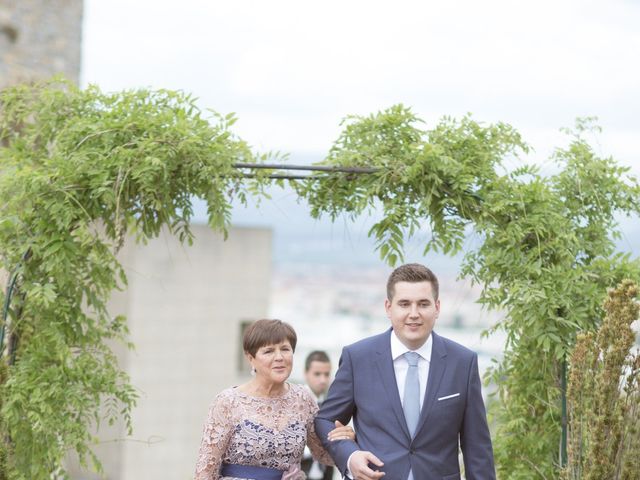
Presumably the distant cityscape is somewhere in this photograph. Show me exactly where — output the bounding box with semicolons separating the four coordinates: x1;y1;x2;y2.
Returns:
218;184;639;386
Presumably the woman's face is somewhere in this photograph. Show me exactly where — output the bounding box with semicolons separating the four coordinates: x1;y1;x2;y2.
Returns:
249;340;294;385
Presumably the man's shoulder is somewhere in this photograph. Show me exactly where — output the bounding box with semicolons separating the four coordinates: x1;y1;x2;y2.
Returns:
344;329;390;353
434;331;477;359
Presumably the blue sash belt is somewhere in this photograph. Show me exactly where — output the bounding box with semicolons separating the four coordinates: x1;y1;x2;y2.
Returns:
220;463;283;480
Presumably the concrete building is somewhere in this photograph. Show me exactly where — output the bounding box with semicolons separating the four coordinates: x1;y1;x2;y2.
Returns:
0;0;82;89
67;224;272;480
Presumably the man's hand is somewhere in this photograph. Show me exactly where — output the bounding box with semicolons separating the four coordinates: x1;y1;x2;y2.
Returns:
348;450;385;480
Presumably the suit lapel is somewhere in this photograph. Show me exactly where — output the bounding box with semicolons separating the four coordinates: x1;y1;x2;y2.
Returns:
374;330;411;440
416;332;447;435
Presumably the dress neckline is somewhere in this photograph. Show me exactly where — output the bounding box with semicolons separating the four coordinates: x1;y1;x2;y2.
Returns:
234;382;294;400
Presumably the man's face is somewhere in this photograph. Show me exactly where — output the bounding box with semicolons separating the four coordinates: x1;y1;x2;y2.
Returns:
385;281;440;350
305;361;331;396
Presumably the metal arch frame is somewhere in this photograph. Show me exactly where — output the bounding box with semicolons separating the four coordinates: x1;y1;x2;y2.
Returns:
1;248;31;364
232;162;380;180
0;161;571;468
1;163;377;358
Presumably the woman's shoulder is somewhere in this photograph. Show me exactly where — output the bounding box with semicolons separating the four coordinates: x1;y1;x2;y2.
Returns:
289;383;318;410
288;382;311;398
209;386;244;408
216;386;239;398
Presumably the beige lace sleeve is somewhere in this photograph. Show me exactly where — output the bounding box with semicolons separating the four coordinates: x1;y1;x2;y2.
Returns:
194;393;234;480
303;391;335;466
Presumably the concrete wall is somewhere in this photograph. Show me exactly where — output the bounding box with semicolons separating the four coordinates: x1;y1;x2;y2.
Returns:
67;224;272;480
0;0;83;88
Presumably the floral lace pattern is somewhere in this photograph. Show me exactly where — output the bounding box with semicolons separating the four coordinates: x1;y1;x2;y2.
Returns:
195;383;333;480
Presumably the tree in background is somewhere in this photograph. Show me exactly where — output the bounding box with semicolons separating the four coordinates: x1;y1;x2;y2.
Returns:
1;81;639;478
562;280;639;480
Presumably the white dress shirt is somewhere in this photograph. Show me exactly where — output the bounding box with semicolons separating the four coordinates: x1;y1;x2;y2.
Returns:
390;331;433;410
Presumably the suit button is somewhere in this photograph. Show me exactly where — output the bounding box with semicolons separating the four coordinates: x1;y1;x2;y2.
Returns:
410;449;415;454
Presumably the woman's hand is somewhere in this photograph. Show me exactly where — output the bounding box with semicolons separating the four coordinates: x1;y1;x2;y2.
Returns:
327;420;355;442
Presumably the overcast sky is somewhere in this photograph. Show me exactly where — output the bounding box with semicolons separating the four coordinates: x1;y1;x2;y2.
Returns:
81;0;639;262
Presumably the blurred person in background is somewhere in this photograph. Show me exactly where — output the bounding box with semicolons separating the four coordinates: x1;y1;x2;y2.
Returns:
301;351;334;480
195;319;354;480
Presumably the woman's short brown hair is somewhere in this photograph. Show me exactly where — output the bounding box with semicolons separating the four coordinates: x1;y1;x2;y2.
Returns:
243;319;297;357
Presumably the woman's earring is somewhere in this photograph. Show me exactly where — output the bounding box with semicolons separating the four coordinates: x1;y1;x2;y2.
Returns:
251;366;256;376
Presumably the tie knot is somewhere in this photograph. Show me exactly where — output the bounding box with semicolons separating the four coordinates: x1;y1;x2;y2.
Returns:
404;351;420;366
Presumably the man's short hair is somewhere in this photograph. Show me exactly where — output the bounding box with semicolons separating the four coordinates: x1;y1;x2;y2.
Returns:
305;350;331;371
386;263;439;300
243;319;297;357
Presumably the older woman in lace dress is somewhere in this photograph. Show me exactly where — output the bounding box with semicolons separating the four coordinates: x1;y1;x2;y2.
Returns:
195;319;353;480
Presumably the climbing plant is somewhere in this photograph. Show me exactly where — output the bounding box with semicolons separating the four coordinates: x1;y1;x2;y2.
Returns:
0;80;273;478
1;80;639;478
295;109;640;478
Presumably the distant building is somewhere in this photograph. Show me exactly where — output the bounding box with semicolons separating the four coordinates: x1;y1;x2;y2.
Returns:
67;224;272;479
0;0;83;89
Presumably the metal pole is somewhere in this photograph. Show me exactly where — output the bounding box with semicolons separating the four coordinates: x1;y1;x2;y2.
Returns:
561;357;568;468
0;272;18;356
233;162;379;174
0;248;31;357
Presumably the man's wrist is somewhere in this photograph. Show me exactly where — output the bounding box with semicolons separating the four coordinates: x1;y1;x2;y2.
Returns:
345;451;360;479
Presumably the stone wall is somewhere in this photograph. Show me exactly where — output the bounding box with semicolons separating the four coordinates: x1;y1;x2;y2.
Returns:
0;0;83;88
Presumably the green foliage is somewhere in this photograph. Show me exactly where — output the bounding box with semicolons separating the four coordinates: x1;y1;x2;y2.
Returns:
562;280;640;480
462;123;640;478
297;108;640;478
2;84;639;479
0;79;270;478
294;105;528;263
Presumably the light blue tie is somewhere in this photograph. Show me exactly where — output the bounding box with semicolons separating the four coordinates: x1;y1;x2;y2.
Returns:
403;351;421;436
403;351;421;480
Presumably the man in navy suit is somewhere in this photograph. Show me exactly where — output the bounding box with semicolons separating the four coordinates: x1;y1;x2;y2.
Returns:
315;263;495;480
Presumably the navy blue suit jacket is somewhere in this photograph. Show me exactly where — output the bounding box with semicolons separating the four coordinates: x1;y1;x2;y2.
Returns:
315;329;495;480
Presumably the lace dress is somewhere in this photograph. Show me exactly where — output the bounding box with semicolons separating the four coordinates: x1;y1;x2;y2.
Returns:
195;383;334;480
